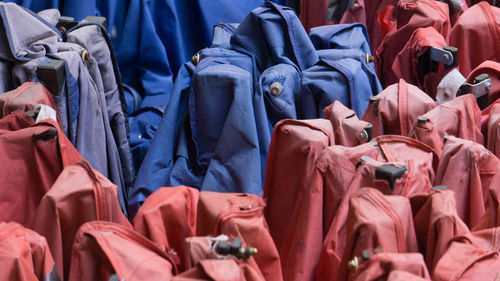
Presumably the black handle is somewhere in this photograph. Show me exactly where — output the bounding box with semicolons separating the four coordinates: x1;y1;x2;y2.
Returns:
37;59;65;96
375;164;407;191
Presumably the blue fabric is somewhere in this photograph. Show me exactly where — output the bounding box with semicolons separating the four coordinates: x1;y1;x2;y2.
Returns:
252;62;301;180
129;62;194;216
128;106;164;173
122;83;142;114
317;48;383;105
182;60;260;191
309;24;382;97
211;22;238;49
131;57;263;218
130;2;312;218
300;23;383;118
231;1;319;73
309;23;372;54
146;0;273;79
260;63;301;125
111;0;173;102
301;58;374;118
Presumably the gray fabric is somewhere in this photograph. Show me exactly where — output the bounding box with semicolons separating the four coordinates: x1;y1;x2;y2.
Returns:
0;61;13;93
66;24;134;196
0;3;60;61
56;49;126;211
37;9;60;26
2;4;128;213
55;49;109;176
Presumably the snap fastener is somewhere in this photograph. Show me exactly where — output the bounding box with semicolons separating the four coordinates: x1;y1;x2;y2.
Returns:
443;52;451;63
369;96;380;116
192;53;200;65
270;82;283;96
81;50;91;62
417;116;429;124
365;54;375;64
348;256;359;271
248;247;258;257
486;81;493;92
369;96;379;104
358;130;368;142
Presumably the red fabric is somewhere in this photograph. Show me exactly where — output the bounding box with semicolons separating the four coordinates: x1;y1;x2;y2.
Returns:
363;154;432;196
316;143;380;235
389;27;449;98
324;101;372;146
317;135;437;237
172;259;265;281
338;0;367;26
184;236;225;269
434;136;500;228
361;79;436;137
0;221;58;281
0;111;81;226
375;134;439;177
263;119;333;281
387;270;430;281
469;60;500;104
450;2;500;77
177;236;265;281
409;94;483;156
30;162;132;280
317;157;390;280
196;192;280;281
409;189;470;273
133;186;199;272
376;0;451;87
466;61;500;133
338;0;398;53
433;227;500;281
351;252;431;281
316;136;437;280
299;0;329;32
449;0;468;26
68;221;176;281
474;172;500;231
486;104;500;157
0;82;57;119
317;187;419;281
456;227;500;252
482;98;500;134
